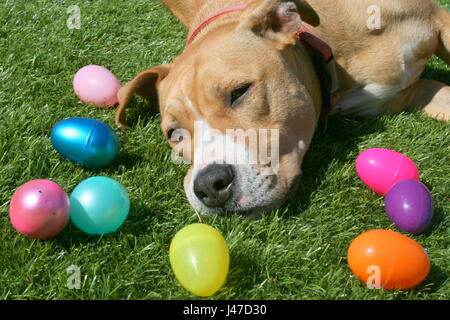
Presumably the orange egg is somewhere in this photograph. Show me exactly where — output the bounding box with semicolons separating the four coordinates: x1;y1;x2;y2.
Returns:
347;230;430;290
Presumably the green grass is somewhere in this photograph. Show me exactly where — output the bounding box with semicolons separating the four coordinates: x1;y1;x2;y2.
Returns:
0;0;449;300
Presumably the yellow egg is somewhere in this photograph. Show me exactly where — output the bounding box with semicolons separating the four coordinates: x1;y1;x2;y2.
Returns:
169;223;230;297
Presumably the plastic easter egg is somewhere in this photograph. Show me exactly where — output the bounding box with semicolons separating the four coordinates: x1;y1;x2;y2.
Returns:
51;117;120;169
73;65;121;107
9;180;70;239
385;180;433;234
347;229;430;290
70;177;130;235
169;224;230;297
356;148;419;195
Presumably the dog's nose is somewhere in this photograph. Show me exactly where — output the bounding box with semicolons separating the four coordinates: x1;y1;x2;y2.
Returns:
194;164;234;208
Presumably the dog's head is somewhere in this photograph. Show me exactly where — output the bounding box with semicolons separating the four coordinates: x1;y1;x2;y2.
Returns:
117;0;322;216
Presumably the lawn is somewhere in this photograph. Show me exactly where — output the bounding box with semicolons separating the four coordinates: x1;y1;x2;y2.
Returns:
0;0;448;300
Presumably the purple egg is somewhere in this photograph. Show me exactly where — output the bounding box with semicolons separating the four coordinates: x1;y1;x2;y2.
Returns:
384;180;433;234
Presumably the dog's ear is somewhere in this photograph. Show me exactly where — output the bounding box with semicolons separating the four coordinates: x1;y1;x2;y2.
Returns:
115;64;170;128
291;0;320;26
240;0;319;48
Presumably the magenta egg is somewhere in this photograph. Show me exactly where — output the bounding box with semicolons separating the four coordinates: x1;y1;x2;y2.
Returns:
9;180;70;239
385;180;433;234
356;148;419;195
73;65;121;107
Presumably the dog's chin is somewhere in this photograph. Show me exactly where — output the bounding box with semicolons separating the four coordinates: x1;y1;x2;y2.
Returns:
185;169;302;219
185;195;284;219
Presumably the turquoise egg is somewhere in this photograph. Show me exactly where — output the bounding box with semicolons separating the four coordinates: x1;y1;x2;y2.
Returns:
51;117;120;169
70;177;130;235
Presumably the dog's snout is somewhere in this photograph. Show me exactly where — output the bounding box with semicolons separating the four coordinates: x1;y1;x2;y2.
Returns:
193;164;234;208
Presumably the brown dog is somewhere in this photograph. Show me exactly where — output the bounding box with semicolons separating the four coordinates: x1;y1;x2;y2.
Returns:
113;0;450;216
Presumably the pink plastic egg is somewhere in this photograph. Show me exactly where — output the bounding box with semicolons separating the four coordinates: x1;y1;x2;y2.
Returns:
73;65;121;107
9;180;70;239
356;148;419;195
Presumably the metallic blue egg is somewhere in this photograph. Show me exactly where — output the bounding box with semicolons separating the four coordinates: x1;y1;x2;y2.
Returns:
51;117;120;169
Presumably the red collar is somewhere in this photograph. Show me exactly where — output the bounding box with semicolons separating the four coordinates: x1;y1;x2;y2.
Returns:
186;3;248;47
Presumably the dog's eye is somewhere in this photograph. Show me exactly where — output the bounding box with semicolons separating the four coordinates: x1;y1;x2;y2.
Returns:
230;83;252;107
167;128;184;143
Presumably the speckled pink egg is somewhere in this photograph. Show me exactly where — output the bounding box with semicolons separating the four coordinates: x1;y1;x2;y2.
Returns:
356;148;420;195
73;65;121;107
9;180;70;239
